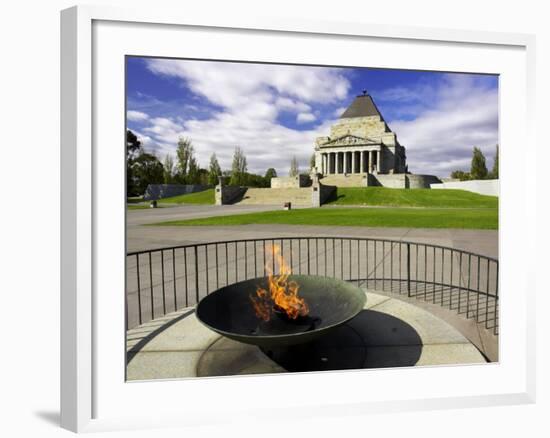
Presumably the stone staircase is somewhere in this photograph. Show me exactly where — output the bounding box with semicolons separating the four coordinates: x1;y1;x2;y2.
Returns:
320;174;367;187
236;187;312;207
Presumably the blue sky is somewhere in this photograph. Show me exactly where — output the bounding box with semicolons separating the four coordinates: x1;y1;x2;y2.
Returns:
126;56;498;177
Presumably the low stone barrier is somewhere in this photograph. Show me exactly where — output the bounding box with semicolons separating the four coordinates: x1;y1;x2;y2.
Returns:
271;175;311;188
215;185;247;205
430;179;499;196
143;184;210;200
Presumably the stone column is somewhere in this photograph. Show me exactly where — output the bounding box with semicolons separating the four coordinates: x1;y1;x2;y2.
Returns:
369;150;373;173
377;149;381;173
360;151;364;173
343;151;347;174
334;152;339;174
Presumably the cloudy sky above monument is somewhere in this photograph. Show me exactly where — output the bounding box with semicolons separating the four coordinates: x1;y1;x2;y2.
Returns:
126;57;498;177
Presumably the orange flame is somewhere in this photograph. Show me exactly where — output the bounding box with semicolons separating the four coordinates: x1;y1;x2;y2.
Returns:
250;243;309;321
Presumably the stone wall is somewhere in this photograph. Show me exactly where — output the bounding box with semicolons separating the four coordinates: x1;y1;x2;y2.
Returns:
215;185;248;205
330;115;387;138
143;184;210;200
312;181;336;207
430;179;499;197
363;174;441;189
271;175;311;188
320;173;440;188
407;174;442;189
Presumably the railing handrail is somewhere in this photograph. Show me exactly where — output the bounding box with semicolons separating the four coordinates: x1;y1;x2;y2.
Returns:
126;236;499;334
127;236;498;263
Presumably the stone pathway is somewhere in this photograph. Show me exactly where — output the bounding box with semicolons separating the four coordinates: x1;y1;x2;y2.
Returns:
126;291;486;381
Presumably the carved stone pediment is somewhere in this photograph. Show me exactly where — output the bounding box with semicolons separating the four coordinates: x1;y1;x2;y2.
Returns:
318;134;378;147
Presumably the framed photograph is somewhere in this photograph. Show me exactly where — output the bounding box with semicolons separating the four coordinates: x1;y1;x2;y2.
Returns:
61;5;536;433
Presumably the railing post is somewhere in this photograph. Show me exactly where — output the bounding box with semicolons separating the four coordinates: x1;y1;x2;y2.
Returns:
194;246;199;305
125;237;498;334
407;243;411;297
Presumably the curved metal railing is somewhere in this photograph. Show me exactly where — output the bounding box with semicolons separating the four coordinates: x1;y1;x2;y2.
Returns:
126;237;498;334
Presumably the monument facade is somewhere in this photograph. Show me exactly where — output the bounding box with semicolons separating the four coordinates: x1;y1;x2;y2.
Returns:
314;91;407;176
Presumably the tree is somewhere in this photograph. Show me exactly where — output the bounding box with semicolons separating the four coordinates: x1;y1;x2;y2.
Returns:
489;145;499;179
264;167;277;185
163;154;175;184
229;146;247;186
289;156;300;177
208;153;222;185
175;137;194;182
130;152;164;195
126;130;143;196
450;170;471;181
244;173;269;188
127;129;142;159
470;147;488;180
187;154;200;184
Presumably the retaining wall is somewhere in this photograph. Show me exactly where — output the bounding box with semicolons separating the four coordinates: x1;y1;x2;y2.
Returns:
271;175;311;188
144;184;210;200
215;185;247;205
430;179;499;197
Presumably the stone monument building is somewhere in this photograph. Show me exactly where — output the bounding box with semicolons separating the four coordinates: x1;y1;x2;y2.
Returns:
314;91;407;176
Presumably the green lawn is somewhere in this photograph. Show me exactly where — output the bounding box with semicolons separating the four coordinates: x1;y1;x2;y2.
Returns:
159;189;215;205
328;187;498;208
150;207;498;230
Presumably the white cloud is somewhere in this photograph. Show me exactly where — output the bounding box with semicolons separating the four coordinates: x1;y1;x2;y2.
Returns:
130;60;498;178
133;59;350;174
127;110;149;121
296;112;316;124
275;97;311;113
390;75;498;177
146;59;350;114
333;106;346;118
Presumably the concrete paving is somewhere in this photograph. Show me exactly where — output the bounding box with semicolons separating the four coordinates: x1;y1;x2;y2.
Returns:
127;204;498;257
126;205;499;333
126;291;486;381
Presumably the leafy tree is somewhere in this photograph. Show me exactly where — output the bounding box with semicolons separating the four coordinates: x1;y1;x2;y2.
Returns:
264;168;277;180
187;154;200;184
289;156;300;177
229;146;247;186
450;170;471;181
127;129;142;158
244;173;269;188
126;130;143;196
470;147;488;180
208;153;222;185
130;152;164;195
489;145;499;179
264;167;277;186
163;154;175;184
198;168;210;185
175;137;194;182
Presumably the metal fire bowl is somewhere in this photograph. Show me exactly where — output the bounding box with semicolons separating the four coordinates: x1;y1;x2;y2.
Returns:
196;275;366;348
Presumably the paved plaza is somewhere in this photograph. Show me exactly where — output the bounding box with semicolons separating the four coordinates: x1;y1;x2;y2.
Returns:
125;204;499;377
127;204;498;257
126;291;486;381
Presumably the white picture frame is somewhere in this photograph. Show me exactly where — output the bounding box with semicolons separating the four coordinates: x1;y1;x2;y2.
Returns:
60;4;536;433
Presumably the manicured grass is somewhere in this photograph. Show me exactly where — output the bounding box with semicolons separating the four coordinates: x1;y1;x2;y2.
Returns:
150;207;498;230
159;189;215;205
328;187;498;208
